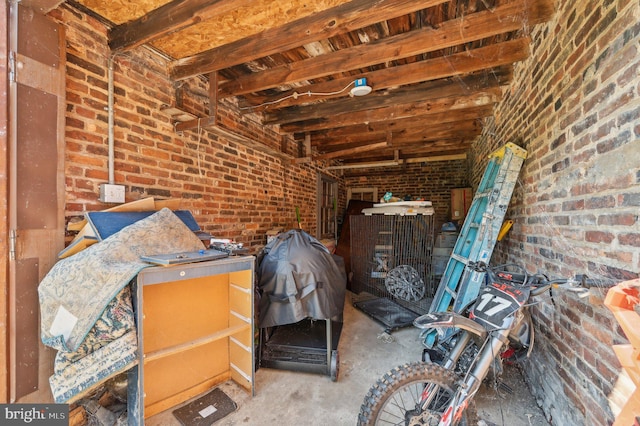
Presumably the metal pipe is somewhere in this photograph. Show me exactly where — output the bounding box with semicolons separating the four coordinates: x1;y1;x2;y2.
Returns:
107;54;115;184
8;1;17;230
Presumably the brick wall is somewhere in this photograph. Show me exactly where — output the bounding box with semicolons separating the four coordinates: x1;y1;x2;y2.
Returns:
52;3;341;251
473;0;640;424
50;1;639;422
342;159;470;230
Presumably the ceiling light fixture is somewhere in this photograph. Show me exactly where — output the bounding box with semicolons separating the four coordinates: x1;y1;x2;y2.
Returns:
350;78;372;97
239;78;373;111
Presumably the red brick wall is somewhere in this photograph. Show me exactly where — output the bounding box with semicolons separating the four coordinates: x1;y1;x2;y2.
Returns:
52;4;341;251
49;1;639;421
473;0;640;424
342;160;470;231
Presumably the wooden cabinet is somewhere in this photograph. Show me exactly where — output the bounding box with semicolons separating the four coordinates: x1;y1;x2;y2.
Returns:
128;256;255;424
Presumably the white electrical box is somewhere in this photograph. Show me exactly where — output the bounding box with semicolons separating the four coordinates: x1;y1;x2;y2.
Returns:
99;183;125;203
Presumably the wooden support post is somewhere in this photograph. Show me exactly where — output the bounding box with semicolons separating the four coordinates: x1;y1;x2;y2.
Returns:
304;133;311;157
208;71;218;123
290;132;313;164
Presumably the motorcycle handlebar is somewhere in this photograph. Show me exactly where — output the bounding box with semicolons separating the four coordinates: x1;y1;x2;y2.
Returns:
468;261;597;297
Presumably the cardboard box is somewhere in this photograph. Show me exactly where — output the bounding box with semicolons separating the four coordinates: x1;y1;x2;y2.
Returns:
451;187;472;220
435;233;458;248
432;255;450;276
266;228;283;244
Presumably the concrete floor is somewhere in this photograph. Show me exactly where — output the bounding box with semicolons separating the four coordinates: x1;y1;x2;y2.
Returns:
147;292;550;426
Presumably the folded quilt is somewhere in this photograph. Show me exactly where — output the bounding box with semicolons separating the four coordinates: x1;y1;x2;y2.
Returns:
49;330;137;403
39;208;205;353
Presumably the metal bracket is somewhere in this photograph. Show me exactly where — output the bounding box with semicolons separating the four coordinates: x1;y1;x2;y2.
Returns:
9;229;16;261
8;50;16;83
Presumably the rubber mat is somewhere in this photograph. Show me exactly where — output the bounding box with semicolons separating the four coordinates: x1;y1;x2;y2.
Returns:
353;297;418;331
172;388;237;426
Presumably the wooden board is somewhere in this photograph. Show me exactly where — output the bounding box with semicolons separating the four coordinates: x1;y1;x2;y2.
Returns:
86;210;200;241
57;235;98;259
9;4;66;402
67;197;157;231
59;220;98;259
153;198;181;210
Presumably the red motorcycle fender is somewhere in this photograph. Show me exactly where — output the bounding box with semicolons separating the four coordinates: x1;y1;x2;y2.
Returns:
413;312;488;339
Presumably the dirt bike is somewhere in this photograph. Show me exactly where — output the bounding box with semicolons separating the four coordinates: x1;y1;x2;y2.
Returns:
357;262;592;426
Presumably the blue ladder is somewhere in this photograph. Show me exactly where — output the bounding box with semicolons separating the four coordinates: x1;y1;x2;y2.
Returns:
425;143;527;347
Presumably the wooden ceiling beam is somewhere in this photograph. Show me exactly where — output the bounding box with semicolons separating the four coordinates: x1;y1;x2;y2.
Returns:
342;141;471;164
217;0;554;96
267;73;504;126
316;133;481;156
314;141;389;160
300;105;494;141
109;0;252;52
280;89;500;133
385;129;481;146
314;121;482;149
240;38;528;111
339;142;472;161
168;0;448;80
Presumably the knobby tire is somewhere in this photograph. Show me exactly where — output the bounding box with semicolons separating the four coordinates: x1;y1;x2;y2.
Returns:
357;361;477;426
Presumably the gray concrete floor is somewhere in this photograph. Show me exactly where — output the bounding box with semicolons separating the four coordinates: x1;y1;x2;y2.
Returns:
147;292;549;425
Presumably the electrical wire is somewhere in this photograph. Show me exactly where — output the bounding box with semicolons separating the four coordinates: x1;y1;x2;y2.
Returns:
238;80;357;110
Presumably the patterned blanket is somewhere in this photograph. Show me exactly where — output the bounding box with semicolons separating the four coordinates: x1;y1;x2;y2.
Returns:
38;208;205;402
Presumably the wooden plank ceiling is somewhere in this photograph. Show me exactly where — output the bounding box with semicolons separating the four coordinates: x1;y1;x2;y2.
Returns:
69;0;555;166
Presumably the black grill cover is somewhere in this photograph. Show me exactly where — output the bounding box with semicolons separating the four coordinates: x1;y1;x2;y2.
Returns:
258;229;346;328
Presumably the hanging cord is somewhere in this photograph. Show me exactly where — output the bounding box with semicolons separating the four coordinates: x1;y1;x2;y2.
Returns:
239;80;357;110
196;118;204;177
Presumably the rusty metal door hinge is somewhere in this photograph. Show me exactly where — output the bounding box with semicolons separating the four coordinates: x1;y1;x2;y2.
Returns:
9;229;17;261
8;50;16;83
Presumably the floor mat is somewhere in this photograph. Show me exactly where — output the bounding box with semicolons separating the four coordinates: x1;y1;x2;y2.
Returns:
353;297;419;331
172;388;237;426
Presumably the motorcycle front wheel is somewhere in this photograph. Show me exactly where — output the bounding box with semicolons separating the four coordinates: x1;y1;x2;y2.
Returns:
357;361;477;426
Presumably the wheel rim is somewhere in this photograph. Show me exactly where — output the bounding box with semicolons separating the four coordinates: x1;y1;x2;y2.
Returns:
385;265;425;302
376;381;454;426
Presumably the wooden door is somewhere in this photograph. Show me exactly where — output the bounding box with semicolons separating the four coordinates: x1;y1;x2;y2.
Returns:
7;4;65;402
317;174;337;240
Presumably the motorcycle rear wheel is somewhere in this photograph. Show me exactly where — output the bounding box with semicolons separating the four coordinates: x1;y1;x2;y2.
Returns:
357;361;477;426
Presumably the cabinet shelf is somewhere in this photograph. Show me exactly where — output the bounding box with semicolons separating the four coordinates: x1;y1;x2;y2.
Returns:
128;256;255;424
144;323;251;363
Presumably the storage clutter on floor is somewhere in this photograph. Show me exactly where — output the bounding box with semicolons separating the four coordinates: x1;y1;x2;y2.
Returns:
349;202;435;333
257;229;346;381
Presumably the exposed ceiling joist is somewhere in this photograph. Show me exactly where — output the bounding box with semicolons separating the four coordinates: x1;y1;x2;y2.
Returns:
73;0;557;165
168;0;448;80
216;0;553;97
314;121;482;151
279;88;503;134
109;0;253;52
240;37;530;111
315;141;389;160
301;105;494;142
263;72;508;126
